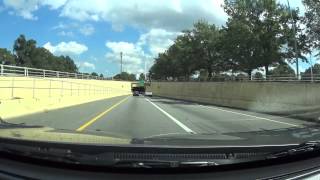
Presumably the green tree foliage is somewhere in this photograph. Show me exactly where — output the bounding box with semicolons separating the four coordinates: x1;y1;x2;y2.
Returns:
150;0;310;81
190;21;224;80
304;64;320;75
0;48;16;65
253;72;264;79
301;64;320;80
223;0;292;76
139;73;145;80
149;52;179;80
150;21;223;80
99;73;104;78
221;17;260;77
12;34;78;72
91;72;98;76
303;0;320;51
113;72;136;81
13;35;36;66
269;63;295;76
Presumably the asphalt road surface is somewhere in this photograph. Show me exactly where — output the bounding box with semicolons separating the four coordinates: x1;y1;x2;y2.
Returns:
8;95;315;139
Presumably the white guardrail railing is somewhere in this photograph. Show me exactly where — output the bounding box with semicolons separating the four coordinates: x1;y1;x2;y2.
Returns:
0;64;109;80
0;65;130;99
157;74;320;82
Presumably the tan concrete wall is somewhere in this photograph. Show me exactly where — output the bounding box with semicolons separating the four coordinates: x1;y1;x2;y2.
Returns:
0;77;131;100
147;82;320;113
0;77;132;119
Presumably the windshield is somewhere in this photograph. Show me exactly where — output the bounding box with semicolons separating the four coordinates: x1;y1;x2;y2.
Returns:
1;0;320;167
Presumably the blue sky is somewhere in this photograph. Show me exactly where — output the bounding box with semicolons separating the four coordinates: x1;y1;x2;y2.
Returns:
0;0;315;76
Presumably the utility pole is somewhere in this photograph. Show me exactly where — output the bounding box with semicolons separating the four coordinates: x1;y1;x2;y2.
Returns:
144;60;147;80
120;52;123;74
310;52;313;82
287;0;299;79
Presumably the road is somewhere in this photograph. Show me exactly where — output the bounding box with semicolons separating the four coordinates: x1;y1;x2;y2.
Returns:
8;95;315;139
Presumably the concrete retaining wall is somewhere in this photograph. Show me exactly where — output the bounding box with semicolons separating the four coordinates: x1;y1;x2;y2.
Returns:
0;77;131;100
0;77;132;119
147;82;320;114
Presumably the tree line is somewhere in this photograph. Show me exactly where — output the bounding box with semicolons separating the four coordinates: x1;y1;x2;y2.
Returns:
0;34;78;73
112;72;146;81
149;0;320;81
0;34;138;80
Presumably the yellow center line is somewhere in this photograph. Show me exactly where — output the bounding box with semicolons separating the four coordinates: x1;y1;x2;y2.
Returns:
76;96;130;132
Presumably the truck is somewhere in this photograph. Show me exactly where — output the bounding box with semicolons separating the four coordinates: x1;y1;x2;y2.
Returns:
131;81;152;97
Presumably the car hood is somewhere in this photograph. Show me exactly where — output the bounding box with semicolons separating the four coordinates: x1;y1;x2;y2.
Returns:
0;126;131;145
132;124;320;146
1;123;320;147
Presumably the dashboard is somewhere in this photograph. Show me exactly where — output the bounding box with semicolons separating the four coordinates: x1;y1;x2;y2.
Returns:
1;152;320;180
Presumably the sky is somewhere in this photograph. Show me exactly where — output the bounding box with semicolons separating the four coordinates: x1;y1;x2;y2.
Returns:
0;0;313;77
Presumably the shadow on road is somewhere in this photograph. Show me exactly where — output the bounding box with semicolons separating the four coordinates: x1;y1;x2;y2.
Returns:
147;96;198;106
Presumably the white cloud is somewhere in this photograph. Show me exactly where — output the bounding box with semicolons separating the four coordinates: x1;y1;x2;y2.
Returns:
3;0;305;31
82;61;96;70
3;0;39;20
42;0;67;9
59;0;227;31
43;41;88;56
138;28;181;56
105;28;178;74
57;30;74;37
3;0;67;20
105;41;145;74
52;22;95;36
79;24;95;36
52;22;69;30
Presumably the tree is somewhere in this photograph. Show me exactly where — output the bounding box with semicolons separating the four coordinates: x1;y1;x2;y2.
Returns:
63;56;78;72
221;17;260;77
91;72;98;76
29;47;52;69
189;21;224;80
303;0;320;53
12;34;78;73
150;52;179;80
0;48;16;65
113;72;136;81
13;34;36;66
150;21;223;81
99;74;104;78
253;72;264;80
222;0;297;76
281;5;309;65
139;73;145;80
304;64;320;74
301;63;320;80
269;63;295;76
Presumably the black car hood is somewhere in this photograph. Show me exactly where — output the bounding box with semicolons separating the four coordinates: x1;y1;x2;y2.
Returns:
1;122;320;147
131;125;320;147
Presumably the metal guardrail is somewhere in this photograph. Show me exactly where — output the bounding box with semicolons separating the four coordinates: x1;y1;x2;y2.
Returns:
0;64;110;80
151;74;320;83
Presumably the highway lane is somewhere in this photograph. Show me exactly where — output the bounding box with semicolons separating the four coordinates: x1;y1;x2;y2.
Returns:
7;95;316;139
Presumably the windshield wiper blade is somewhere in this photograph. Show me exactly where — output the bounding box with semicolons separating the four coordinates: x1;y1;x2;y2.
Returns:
268;141;320;159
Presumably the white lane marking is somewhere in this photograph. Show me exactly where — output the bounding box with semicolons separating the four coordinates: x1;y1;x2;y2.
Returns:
198;105;299;127
145;98;196;134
